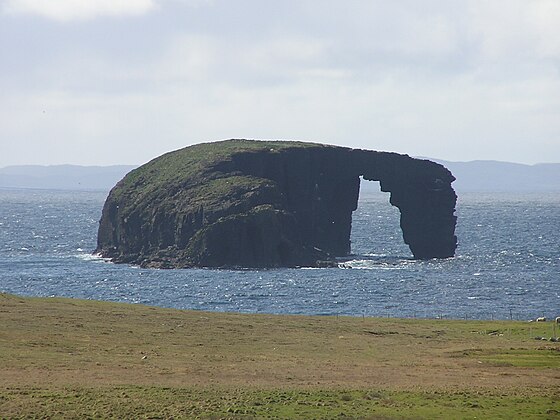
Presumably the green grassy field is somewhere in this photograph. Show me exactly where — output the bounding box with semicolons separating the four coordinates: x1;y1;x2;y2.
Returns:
1;292;558;419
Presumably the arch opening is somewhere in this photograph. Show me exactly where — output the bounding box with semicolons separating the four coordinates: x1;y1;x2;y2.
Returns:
350;178;409;261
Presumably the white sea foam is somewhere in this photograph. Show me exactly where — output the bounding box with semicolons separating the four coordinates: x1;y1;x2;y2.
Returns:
340;259;405;270
75;252;110;263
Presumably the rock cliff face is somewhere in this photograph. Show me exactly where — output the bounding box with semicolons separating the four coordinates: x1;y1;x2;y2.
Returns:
96;140;457;268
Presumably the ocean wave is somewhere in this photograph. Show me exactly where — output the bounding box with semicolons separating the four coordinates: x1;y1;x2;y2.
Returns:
75;252;111;263
339;259;407;270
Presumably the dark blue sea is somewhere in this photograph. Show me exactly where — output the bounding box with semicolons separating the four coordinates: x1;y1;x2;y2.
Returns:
0;188;558;320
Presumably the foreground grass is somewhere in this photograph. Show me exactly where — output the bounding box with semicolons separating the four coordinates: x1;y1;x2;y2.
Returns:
2;386;559;419
1;292;559;419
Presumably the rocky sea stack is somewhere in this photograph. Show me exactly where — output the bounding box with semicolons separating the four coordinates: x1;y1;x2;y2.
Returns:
96;140;457;268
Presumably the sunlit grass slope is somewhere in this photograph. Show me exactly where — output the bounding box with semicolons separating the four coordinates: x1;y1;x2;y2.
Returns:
1;293;558;418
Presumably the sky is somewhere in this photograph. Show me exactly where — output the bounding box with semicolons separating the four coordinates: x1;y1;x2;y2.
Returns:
1;0;559;167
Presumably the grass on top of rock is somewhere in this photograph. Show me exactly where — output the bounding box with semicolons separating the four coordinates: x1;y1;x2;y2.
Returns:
112;140;322;198
107;139;324;220
0;292;558;419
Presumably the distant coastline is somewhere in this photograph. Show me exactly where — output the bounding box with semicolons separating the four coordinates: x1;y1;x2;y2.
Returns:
1;160;559;192
431;159;560;192
0;164;137;191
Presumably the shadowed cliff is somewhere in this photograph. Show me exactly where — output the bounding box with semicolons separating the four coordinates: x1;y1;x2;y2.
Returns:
96;140;457;268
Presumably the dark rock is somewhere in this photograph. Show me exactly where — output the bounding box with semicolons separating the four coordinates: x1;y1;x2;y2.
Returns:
95;139;457;268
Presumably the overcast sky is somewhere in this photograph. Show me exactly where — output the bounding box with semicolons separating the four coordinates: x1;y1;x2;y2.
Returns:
1;0;559;167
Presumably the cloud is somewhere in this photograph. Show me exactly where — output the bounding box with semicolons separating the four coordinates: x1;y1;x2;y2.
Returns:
468;1;560;62
0;0;558;165
156;34;341;89
1;0;157;21
528;0;560;58
1;0;213;20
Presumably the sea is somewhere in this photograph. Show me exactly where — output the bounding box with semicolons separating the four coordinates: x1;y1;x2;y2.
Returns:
0;187;558;321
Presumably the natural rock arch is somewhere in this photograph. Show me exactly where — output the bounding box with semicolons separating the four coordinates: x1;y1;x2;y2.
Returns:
96;140;457;268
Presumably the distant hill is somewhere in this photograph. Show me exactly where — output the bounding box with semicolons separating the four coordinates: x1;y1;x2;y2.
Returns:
1;160;558;192
360;159;560;193
432;160;560;192
0;165;137;191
